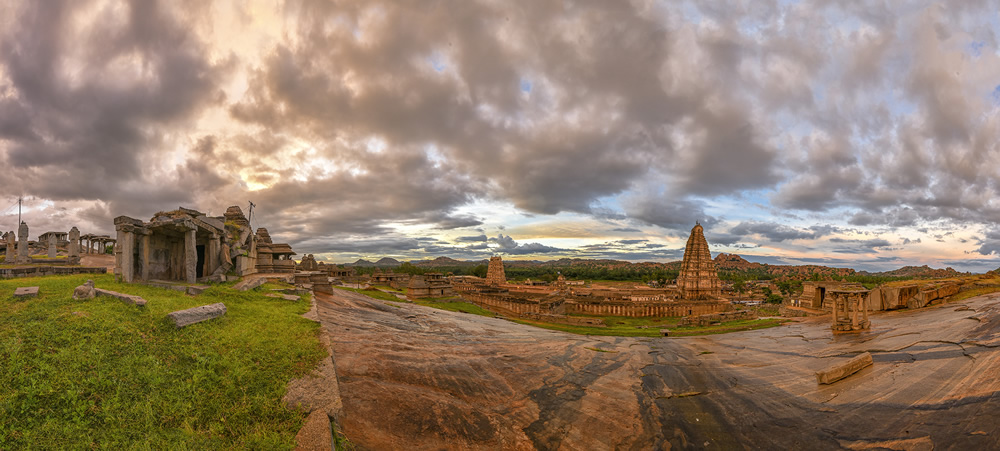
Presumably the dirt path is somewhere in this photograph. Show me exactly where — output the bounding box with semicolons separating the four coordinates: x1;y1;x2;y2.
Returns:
316;289;1000;449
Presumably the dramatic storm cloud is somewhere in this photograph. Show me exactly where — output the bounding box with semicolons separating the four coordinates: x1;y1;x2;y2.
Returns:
1;0;999;271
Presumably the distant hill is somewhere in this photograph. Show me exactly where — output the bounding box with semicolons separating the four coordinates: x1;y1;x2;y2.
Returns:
859;265;963;279
712;253;855;278
414;257;479;267
343;254;968;280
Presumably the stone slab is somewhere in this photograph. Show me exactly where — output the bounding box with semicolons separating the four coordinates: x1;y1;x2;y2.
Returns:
233;277;268;291
186;285;210;295
267;293;301;301
95;288;148;306
816;352;873;385
14;286;39;298
168;302;227;328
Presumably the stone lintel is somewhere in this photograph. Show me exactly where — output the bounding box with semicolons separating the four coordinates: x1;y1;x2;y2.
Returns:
114;216;144;227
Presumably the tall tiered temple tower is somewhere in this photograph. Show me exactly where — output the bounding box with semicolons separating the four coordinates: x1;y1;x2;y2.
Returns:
485;255;507;286
677;222;722;300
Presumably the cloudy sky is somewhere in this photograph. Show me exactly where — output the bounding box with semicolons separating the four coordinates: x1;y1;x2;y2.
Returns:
2;0;1000;271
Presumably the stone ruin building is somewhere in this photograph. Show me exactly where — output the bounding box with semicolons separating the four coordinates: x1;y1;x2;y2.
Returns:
676;222;722;300
407;272;455;298
485;255;506;286
830;288;871;332
114;206;294;284
255;227;296;273
1;223;92;265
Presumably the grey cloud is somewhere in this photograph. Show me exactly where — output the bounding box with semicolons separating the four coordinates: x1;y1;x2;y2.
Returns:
455;235;488;243
0;0;229;220
729;221;840;242
488;234;563;255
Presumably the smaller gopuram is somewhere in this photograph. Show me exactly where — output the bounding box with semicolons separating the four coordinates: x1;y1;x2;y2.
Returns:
677;222;722;300
255;227;296;273
485;255;506;286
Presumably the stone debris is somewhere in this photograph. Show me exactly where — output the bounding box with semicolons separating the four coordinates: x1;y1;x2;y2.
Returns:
816;352;873;385
267;293;301;301
94;288;148;306
72;280;96;300
13;286;39;298
168;302;227;328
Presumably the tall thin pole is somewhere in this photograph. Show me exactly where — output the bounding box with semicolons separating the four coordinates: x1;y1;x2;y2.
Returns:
247;201;255;229
18;197;22;224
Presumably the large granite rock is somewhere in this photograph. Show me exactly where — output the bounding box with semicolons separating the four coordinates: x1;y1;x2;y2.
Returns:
168;302;226;328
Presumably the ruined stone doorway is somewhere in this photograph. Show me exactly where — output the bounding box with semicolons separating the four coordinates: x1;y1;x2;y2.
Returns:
196;245;205;278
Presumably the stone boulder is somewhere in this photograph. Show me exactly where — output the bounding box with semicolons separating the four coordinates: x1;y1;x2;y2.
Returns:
72;280;96;300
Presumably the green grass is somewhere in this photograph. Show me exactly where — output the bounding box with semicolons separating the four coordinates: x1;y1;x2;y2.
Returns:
411;299;496;317
950;285;1000;303
335;286;404;302
0;274;326;449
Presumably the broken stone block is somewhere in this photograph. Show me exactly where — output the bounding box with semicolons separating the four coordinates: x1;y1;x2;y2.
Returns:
267;293;301;301
168;302;227;328
816;352;873;385
14;286;38;299
72;280;96;300
233;277;267;291
94;288;148;306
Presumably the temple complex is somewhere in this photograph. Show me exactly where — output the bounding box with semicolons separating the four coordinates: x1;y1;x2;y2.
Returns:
485;256;506;286
676;223;722;300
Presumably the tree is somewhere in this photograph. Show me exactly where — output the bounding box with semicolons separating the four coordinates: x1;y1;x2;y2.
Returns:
471;264;487;278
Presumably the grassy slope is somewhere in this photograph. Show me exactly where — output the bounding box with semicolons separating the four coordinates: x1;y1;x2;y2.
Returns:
0;274;325;449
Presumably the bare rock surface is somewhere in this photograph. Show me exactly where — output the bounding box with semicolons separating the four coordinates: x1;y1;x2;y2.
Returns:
315;289;1000;450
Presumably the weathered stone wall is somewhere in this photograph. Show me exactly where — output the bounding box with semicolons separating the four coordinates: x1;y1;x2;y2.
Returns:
0;266;107;279
462;292;546;316
678;310;757;327
520;312;605;327
148;234;184;281
567;300;730;318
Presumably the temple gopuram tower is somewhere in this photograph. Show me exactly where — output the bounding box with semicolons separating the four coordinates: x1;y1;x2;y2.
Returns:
485;255;506;286
677;222;722;300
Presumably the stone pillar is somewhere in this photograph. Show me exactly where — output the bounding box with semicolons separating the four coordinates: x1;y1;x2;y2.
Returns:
16;222;29;264
184;227;197;283
140;233;150;281
47;234;56;258
67;227;80;257
4;231;13;262
116;229;134;283
206;232;219;277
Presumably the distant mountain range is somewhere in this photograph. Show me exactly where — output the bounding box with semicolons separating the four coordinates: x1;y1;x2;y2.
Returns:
342;253;967;279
